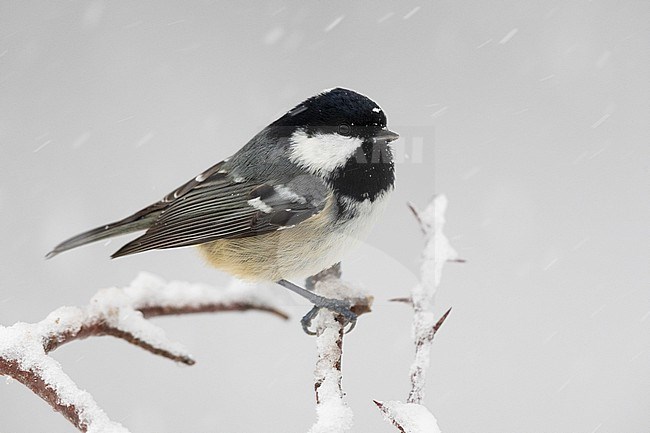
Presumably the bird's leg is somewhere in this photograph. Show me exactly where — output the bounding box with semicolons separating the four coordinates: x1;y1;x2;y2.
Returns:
276;279;357;335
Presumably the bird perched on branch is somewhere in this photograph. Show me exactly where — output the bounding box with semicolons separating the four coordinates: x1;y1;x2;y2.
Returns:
48;88;398;333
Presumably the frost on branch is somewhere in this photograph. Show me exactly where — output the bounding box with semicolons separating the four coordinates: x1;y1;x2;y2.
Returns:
409;194;459;310
377;195;460;432
408;195;458;405
306;264;372;433
0;272;287;433
374;400;441;433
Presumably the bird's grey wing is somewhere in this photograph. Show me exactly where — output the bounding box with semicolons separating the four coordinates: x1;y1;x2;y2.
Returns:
47;160;230;257
111;173;330;257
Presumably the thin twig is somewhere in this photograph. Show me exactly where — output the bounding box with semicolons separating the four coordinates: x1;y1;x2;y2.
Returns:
376;195;457;432
407;196;458;404
407;308;452;404
42;302;287;365
140;302;289;320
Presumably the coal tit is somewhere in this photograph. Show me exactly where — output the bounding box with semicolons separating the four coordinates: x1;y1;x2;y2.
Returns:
48;88;399;332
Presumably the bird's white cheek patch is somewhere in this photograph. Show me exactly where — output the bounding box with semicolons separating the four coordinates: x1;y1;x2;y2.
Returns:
289;130;363;176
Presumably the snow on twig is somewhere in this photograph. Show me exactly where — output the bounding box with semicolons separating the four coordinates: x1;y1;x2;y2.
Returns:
0;272;287;432
374;400;441;433
306;264;372;433
408;195;458;404
378;195;459;432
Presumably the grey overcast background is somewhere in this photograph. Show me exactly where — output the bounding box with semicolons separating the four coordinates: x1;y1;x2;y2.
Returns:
1;1;648;432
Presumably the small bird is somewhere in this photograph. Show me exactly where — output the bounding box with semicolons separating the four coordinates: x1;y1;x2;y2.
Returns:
48;88;398;333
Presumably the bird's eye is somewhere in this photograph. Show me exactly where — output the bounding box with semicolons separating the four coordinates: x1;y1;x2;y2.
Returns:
338;124;351;136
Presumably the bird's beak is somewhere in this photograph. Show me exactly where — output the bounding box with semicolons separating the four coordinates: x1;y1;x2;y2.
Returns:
373;129;400;144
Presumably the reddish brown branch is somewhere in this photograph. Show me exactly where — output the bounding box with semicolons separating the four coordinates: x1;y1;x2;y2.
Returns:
0;358;88;431
41;303;288;366
0;274;289;432
40;302;288;366
139;302;289;320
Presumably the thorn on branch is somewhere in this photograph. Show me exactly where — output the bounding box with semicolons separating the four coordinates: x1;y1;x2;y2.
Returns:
433;308;452;334
389;297;413;305
378;195;458;430
374;400;441;433
407;201;425;234
374;400;407;433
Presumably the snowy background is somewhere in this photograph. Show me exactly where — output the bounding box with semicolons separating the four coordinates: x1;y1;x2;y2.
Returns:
1;1;648;432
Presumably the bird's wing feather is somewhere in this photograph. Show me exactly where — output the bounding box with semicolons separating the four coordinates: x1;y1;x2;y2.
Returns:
111;169;329;257
46;161;230;258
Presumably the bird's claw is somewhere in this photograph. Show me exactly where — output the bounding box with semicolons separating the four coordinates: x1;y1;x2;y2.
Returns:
300;299;358;335
300;307;320;335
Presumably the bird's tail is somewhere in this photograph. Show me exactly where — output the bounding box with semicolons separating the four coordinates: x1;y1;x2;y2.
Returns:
46;213;159;259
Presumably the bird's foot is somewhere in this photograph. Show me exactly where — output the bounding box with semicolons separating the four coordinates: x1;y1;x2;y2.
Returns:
300;297;357;335
276;278;359;335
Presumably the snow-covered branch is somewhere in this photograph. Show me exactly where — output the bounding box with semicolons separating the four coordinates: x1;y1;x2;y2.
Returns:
0;272;287;433
1;197;458;433
377;195;460;432
306;264;372;433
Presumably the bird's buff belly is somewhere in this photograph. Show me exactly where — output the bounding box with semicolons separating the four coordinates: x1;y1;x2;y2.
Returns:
197;195;388;282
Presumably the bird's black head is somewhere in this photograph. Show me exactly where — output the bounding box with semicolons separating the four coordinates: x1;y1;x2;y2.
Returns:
273;88;398;204
273;87;390;139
